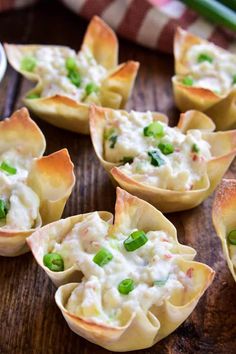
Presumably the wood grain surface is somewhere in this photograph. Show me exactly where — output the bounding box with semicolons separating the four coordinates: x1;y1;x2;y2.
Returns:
0;1;235;353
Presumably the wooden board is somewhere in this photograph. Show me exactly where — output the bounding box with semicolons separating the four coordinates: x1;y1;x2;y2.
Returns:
0;1;235;353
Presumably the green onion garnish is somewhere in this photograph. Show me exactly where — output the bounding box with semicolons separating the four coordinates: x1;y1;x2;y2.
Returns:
93;248;113;267
0;161;17;175
20;56;37;72
143;121;164;138
65;57;77;71
104;128;115;140
109;135;118;149
68;70;81;88
232;75;236;85
118;278;135;295
148;150;165;167
192;143;200;153
197;53;213;63
43;253;64;272
85;82;99;95
227;230;236;245
26;92;41;99
182;76;194;86
154;279;168;286
158;142;174;155
120;156;133;164
0;199;8;219
124;230;148;252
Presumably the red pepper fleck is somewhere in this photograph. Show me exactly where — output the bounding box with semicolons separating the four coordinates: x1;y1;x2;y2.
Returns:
164;254;172;259
192;154;198;161
186;267;194;278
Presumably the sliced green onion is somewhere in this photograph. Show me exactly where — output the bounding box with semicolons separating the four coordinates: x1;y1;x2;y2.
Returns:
143;121;164;138
192;143;200;153
109;135;118;149
158;142;174;155
0;199;8;219
232;75;236;85
154;279;168;287
85;82;99;95
197;53;213;63
65;57;77;71
68;70;81;87
93;248;113;267
43;253;64;272
227;230;236;245
0;161;17;175
118;278;135;295
124;230;148;252
182;76;194;86
120;156;133;164
104;128;115;140
20;56;37;72
148;150;165;167
26;92;41;99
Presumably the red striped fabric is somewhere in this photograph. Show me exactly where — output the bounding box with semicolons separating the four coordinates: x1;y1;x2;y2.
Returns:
1;0;235;54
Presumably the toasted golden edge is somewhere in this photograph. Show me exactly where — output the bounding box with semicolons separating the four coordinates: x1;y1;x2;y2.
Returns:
0;107;46;156
212;179;236;281
91;107;235;212
172;76;223;112
54;189;214;351
27;211;113;287
27;148;75;225
81;16;118;70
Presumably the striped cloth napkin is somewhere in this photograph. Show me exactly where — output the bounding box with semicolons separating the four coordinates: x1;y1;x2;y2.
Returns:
0;0;235;54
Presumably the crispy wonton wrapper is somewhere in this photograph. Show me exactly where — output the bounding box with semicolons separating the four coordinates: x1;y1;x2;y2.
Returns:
5;16;139;134
0;108;75;256
27;188;214;351
212;179;236;282
89;105;236;213
172;27;236;131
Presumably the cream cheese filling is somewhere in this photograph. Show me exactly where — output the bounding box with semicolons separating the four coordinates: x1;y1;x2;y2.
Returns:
104;111;211;191
0;148;40;230
26;46;107;102
182;43;236;94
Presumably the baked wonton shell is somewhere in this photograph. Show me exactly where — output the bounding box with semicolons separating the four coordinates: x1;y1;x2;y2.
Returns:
172;27;236;131
4;16;139;134
89;105;236;213
0;108;75;256
52;188;214;351
212;179;236;282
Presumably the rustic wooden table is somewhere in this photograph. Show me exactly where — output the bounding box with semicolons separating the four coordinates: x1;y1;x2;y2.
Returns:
0;1;235;353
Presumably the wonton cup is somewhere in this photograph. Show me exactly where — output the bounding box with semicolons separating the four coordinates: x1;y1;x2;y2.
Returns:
5;16;139;134
27;188;215;351
212;179;236;282
172;27;236;131
89;105;236;213
0;108;75;257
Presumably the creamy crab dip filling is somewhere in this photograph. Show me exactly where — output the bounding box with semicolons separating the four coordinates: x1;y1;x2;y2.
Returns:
0;149;40;230
43;212;194;326
227;230;236;268
180;43;236;94
104;111;211;191
21;46;107;103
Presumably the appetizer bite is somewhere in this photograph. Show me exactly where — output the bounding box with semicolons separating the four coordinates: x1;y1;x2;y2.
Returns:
173;27;236;130
5;16;139;134
28;188;214;351
212;179;236;282
90;106;236;212
0;108;75;256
